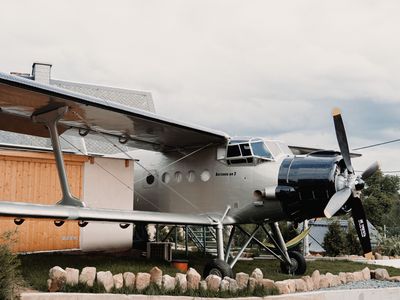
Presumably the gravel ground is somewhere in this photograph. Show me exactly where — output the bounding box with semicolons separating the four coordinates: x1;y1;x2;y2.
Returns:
322;280;400;290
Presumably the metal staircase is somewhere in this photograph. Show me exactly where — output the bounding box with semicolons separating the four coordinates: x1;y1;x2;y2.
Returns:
187;226;218;255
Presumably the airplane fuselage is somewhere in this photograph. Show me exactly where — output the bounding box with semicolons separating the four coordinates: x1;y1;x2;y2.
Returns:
133;138;341;224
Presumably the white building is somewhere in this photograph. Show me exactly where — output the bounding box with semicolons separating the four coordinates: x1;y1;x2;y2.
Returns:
0;63;155;252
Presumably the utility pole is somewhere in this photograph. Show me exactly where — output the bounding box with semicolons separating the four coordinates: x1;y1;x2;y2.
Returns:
303;220;310;256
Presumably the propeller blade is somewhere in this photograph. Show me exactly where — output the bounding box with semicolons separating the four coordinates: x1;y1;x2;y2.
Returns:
324;187;352;218
361;161;380;180
332;108;354;173
349;196;373;259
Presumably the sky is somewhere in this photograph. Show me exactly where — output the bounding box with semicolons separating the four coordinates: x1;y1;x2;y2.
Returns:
0;0;399;173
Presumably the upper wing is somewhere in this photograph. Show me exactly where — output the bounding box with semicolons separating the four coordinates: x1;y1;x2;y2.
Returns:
289;145;361;158
0;73;229;151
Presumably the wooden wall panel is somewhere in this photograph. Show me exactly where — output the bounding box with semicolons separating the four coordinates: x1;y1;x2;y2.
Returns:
0;150;87;252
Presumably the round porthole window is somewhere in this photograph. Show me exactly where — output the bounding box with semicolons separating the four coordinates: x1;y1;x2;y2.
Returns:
146;174;155;185
200;170;211;182
187;170;196;183
162;172;171;183
175;171;183;183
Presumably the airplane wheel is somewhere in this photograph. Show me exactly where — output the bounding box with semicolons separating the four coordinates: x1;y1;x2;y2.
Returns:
280;251;306;275
203;259;233;278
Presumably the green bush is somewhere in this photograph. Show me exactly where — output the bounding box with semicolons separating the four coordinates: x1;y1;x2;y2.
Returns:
323;220;346;256
378;236;400;256
345;221;362;255
0;230;22;300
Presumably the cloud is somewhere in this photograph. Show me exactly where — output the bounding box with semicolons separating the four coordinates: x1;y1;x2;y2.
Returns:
0;0;399;171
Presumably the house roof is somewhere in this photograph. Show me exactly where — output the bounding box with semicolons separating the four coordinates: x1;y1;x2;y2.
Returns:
0;69;155;156
300;219;380;253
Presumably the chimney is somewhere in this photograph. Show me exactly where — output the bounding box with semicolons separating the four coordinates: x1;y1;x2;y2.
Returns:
32;62;52;84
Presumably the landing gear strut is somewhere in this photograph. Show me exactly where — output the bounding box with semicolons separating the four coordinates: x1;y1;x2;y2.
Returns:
203;221;307;277
280;250;307;275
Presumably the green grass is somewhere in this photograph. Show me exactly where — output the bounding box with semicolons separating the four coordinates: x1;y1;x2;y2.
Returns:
18;251;400;294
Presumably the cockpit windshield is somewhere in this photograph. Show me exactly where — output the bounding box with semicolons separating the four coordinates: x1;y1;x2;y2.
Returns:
225;138;274;165
251;141;273;158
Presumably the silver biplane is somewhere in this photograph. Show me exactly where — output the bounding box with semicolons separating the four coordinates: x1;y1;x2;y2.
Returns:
0;72;379;277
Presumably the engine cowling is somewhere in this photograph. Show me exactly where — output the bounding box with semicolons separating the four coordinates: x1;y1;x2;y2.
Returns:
276;153;343;222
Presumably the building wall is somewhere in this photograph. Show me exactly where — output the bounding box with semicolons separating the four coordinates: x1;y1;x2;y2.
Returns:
0;150;86;252
80;157;134;251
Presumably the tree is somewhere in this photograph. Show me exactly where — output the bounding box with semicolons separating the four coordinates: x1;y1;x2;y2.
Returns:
323;220;346;256
362;170;400;229
345;221;362;255
0;231;22;300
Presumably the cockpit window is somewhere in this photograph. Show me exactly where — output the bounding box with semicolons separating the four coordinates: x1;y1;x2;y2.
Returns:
240;143;252;156
227;145;241;157
225;138;275;165
251;142;272;159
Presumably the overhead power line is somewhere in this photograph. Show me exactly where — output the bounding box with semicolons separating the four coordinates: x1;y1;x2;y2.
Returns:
353;138;400;151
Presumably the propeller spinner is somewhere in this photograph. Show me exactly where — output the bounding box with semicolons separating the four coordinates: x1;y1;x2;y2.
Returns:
323;108;379;259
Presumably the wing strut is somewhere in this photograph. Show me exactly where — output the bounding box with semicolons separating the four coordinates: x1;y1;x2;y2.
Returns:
32;106;85;207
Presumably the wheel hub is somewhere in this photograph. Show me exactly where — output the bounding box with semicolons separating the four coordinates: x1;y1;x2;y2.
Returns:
285;257;299;274
209;268;223;277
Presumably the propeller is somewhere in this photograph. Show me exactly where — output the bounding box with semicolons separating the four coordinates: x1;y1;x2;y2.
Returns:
323;187;351;219
361;161;380;180
323;108;378;259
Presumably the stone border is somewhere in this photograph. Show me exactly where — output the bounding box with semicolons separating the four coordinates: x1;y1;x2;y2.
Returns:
47;265;399;295
20;287;400;300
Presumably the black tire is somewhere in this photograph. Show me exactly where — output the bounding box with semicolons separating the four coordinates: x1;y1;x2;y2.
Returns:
203;259;234;278
280;251;307;275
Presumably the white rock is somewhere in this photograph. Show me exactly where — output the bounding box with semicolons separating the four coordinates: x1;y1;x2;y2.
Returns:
250;268;263;284
200;280;207;291
331;275;341;287
274;281;290;294
261;278;276;290
339;272;347;284
284;279;296;293
47;279;52;291
311;270;320;289
123;272;135;288
362;267;371;280
136;272;151;291
319;275;329;289
113;273;123;290
346;272;355;283
175;273;187;292
220;279;229;292
248;277;257;292
353;271;364;282
65;268;79;286
79;267;96;287
206;274;221;292
49;266;66;281
186;268;201;290
294;278;307;292
150;267;162;287
48;266;66;292
97;271;114;292
375;268;390;280
325;272;335;287
227;278;238;293
301;276;314;291
235;272;249;290
162;274;175;291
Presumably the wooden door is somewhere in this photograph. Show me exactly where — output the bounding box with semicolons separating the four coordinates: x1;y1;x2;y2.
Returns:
0;150;87;252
